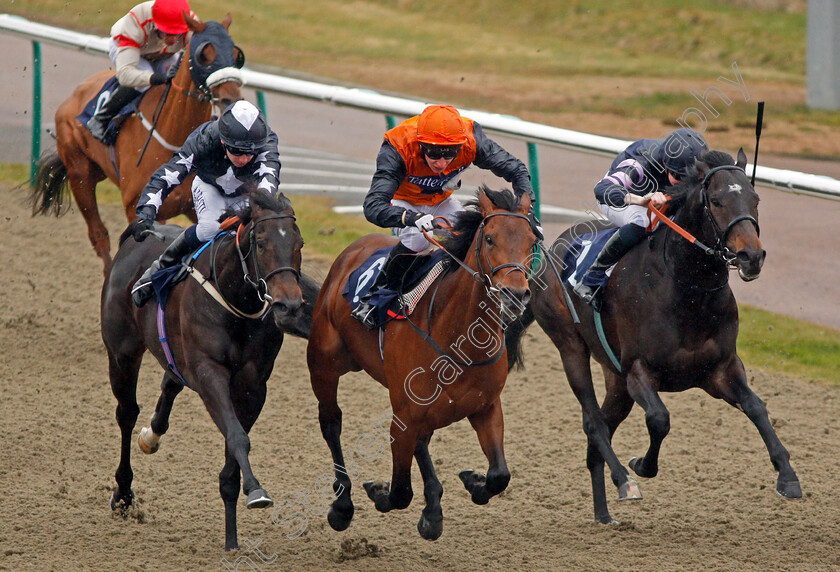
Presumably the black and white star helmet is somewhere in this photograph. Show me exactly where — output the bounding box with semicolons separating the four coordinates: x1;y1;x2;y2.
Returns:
219;100;268;154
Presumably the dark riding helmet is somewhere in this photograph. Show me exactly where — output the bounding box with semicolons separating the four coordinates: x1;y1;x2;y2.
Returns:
659;128;708;179
219;101;268;154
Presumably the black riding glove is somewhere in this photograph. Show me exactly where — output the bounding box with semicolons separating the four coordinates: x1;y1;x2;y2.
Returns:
149;71;168;86
133;205;157;242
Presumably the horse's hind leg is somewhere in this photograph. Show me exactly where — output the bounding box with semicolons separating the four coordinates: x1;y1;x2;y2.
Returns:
138;374;184;454
708;357;801;499
459;398;510;506
624;361;670;480
107;349;143;511
65;162;111;275
414;433;443;541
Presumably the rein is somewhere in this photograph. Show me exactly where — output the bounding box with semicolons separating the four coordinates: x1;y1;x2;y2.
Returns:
649;165;760;267
197;213;300;319
398;210;533;367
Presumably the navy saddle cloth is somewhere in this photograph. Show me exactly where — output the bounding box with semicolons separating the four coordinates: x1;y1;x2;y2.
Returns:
343;246;447;325
76;77;143;145
561;227;620;292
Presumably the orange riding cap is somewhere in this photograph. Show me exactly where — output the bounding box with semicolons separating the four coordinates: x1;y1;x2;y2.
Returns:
385;115;477;206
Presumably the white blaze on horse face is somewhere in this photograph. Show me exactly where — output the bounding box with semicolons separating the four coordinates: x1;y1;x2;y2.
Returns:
728;183;742;194
276;227;287;238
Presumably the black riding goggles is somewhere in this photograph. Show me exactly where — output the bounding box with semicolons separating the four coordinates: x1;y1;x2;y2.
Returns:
224;144;255;157
420;143;462;160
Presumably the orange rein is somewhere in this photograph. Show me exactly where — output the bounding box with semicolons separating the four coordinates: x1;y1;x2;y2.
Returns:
648;201;699;245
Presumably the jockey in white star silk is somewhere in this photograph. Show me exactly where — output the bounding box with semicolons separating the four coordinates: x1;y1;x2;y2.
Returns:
130;100;281;307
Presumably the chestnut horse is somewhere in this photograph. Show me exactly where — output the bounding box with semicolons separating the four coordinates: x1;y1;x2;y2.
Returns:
307;186;537;540
101;190;304;550
31;13;243;276
505;149;801;524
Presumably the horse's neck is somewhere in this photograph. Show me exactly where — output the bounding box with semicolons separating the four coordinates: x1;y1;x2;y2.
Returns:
152;74;211;144
207;236;263;312
430;252;505;359
659;199;730;294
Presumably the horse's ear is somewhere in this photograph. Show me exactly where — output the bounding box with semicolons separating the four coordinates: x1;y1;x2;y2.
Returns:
184;12;205;33
694;158;710;178
736;147;748;170
221;13;232;30
517;192;532;215
478;188;495;216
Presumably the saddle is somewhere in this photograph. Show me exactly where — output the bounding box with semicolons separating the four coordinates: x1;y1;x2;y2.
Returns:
343;246;450;328
76;77;143;145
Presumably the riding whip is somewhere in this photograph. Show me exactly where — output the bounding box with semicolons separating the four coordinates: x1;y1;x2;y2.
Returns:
136;81;173;167
751;101;764;187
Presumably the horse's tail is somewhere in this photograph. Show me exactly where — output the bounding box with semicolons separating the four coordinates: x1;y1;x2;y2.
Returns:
505;302;535;371
31;150;71;217
282;272;322;340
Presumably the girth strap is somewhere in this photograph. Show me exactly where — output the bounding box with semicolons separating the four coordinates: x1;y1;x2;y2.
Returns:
187;266;270;319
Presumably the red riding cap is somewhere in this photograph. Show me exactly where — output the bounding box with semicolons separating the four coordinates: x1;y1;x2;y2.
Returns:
152;0;191;34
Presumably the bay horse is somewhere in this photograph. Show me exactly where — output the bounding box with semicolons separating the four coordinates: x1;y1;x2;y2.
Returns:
505;149;802;524
32;13;244;276
307;186;537;540
101;189;304;550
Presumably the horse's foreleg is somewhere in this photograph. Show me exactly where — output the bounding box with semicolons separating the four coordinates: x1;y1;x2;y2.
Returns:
625;361;670;480
107;350;142;511
414;433;443;541
363;422;417;513
198;367;272;510
138;374;184;454
219;445;241;551
459;398;510;506
713;358;802;499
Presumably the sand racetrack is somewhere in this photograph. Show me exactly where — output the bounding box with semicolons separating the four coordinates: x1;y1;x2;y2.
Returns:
1;184;838;571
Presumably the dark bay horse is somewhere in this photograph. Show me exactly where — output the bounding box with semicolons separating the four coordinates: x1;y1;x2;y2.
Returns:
32;13;244;276
101;190;304;550
307;186;536;540
506;149;801;524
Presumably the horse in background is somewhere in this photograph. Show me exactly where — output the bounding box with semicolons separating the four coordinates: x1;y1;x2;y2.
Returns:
506;149;801;524
101;189;304;550
307;186;536;540
32;13;244;276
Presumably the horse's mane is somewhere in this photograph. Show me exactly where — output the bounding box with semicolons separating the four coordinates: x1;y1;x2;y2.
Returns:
442;184;523;264
665;150;736;211
221;189;293;224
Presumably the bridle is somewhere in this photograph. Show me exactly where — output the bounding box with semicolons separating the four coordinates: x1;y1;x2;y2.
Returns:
424;212;534;293
697;165;761;266
234;214;301;304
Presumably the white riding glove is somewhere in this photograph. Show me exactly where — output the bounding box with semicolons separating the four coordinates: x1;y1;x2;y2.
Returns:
413;214;436;232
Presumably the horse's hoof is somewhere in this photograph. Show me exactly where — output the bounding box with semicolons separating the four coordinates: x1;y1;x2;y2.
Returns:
363;481;391;512
137;427;160;454
596;515;620;525
628;457;657;478
776;479;803;499
246;488;273;509
417;513;443;541
327;505;354;531
110;489;134;511
618;478;643;501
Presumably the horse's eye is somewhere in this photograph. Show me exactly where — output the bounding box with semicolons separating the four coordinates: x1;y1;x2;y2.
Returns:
710;198;723;207
256;240;265;251
485;235;494;246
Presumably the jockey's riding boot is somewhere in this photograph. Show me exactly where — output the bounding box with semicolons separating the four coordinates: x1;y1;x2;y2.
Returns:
86;85;139;143
131;231;195;308
351;242;416;329
573;223;647;306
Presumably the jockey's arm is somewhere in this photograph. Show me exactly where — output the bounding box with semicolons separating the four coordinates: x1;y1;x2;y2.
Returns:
471;123;535;202
113;46;156;88
362;141;413;228
136;127;203;217
253;132;282;195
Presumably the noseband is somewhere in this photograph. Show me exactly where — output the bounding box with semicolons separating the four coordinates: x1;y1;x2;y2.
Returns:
236;214;301;303
698;165;761;266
